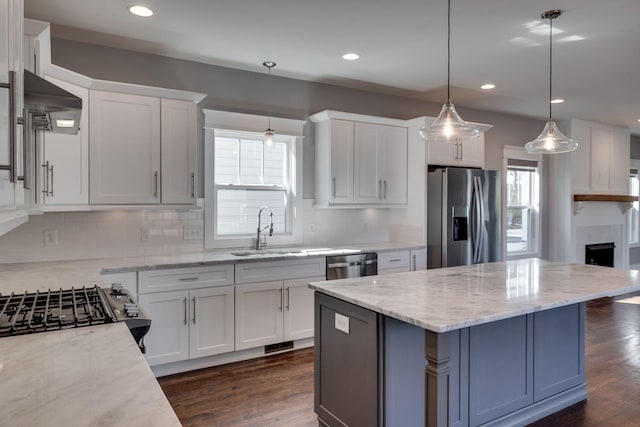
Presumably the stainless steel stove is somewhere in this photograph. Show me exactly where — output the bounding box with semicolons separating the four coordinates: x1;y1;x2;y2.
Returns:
0;284;151;352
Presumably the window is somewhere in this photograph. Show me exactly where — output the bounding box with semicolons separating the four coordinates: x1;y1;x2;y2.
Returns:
203;110;304;249
503;147;542;258
628;162;640;245
214;130;291;236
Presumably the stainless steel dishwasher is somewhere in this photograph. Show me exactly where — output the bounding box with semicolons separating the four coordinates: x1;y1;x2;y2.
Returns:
326;252;377;280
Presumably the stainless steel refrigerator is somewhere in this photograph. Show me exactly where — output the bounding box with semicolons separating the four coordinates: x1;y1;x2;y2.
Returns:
427;168;502;268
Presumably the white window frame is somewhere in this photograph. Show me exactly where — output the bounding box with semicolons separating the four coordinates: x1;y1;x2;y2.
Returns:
203;110;305;249
502;145;543;260
628;159;640;247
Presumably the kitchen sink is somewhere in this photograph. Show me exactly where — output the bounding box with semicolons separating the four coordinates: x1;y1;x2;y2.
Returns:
230;249;305;256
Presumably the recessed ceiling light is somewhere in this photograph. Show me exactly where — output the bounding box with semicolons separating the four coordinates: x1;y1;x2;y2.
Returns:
550;98;564;104
342;53;360;61
129;5;153;17
480;83;496;90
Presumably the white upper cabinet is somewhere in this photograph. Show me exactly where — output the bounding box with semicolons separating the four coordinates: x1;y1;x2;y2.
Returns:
354;122;407;204
161;98;196;204
90;90;161;204
565;119;630;195
0;0;23;211
40;76;89;207
89;90;199;205
427;127;491;169
311;110;409;207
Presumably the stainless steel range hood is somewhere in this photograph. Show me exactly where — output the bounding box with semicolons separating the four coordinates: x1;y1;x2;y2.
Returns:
23;70;82;134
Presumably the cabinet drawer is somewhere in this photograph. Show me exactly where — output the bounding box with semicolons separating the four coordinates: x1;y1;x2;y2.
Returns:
378;250;410;270
139;265;234;294
235;257;326;284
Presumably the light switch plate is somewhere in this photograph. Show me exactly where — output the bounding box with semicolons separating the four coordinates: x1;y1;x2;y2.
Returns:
335;313;350;334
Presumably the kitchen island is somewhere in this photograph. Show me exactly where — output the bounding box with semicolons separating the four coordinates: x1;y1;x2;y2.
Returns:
309;258;640;427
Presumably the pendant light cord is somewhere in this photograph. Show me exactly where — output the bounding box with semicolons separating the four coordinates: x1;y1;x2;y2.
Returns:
548;15;553;120
447;0;451;103
268;65;272;129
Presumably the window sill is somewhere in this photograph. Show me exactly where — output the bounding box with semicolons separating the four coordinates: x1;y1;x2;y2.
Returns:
628;242;640;249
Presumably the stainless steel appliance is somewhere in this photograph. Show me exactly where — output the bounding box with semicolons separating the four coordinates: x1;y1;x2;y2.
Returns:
0;284;150;352
326;252;378;280
427;167;502;268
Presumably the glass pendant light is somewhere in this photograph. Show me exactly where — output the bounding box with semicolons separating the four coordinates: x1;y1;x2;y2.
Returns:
525;10;578;154
420;0;478;142
263;61;276;145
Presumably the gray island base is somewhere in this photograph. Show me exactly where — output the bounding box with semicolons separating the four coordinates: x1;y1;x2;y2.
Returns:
309;259;640;427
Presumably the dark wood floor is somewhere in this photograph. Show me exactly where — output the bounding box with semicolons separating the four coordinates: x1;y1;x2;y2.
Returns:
159;292;640;426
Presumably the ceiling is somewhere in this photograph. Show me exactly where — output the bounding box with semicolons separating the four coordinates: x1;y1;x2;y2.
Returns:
24;0;640;134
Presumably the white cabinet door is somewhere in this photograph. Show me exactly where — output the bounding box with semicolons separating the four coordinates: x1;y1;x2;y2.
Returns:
609;128;629;194
428;137;485;168
410;248;427;271
235;281;284;350
190;286;235;358
354;123;408;205
0;0;21;210
428;140;458;167
330;119;354;204
161;98;196;204
40;77;89;206
283;276;323;341
354;122;382;204
380;125;408;204
89;90;160;204
590;126;610;192
460;137;484;168
139;290;189;366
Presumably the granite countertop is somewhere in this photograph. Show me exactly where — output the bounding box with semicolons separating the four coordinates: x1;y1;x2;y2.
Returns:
0;242;423;294
0;323;181;427
308;258;640;333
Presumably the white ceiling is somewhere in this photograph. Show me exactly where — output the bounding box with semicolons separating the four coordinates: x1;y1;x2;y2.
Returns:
24;0;640;133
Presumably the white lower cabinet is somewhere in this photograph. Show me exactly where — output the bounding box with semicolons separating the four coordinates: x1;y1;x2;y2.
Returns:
378;250;411;275
411;248;427;271
139;285;235;366
235;275;324;351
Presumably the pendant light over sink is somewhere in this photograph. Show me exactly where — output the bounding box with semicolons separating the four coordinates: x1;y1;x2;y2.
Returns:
525;10;578;154
263;61;276;145
420;0;478;142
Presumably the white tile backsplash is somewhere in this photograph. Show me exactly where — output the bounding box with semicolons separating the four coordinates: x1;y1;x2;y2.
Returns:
0;209;205;264
0;201;399;264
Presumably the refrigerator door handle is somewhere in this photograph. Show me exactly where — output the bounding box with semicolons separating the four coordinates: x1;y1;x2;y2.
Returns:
476;176;486;262
473;176;482;263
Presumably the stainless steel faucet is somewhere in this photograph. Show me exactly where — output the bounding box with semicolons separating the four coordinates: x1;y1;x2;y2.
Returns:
255;206;274;250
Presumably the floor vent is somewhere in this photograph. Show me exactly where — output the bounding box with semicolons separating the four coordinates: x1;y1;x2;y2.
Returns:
265;341;294;354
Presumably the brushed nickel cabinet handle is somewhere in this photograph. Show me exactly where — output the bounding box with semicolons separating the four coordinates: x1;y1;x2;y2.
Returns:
183;297;187;325
412;254;417;271
19;108;30;189
153;171;159;198
41;161;49;196
192;297;196;324
278;288;283;312
383;180;387;199
389;258;402;263
459;141;463;160
190;172;195;198
49;163;54;197
332;177;336;198
285;287;290;311
0;72;17;182
179;277;199;281
378;179;382;199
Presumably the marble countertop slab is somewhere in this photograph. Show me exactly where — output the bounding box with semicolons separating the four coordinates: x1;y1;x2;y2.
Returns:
0;242;424;294
0;323;181;427
308;258;640;333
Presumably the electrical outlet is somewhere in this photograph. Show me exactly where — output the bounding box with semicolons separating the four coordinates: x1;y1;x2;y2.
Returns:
183;225;203;240
335;313;350;334
44;230;58;246
308;223;316;233
141;228;151;241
